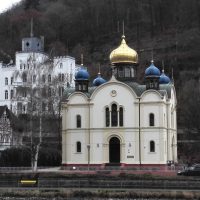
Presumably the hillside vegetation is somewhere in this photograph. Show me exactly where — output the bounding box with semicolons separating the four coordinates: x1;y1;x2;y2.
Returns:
0;0;200;162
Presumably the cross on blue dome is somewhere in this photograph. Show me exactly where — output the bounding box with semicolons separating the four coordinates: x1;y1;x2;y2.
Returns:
75;66;90;80
93;73;106;86
159;70;170;84
145;60;161;76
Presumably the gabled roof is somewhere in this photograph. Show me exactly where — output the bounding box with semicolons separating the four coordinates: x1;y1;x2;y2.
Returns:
0;106;23;132
63;81;173;100
0;106;7;118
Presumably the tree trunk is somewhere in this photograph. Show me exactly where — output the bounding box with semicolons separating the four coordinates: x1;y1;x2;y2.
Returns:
33;115;42;172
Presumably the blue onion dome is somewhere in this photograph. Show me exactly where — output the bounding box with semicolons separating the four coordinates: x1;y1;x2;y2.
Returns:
159;70;170;84
93;73;106;86
75;66;90;80
145;60;161;76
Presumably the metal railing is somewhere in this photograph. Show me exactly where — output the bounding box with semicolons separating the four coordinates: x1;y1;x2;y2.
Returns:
0;178;199;190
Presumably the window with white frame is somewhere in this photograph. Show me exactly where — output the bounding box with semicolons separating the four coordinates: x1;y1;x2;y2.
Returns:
5;77;8;85
11;77;13;85
5;90;8;99
10;90;14;99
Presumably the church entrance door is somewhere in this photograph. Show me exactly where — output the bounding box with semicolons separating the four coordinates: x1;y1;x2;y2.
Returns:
109;137;120;163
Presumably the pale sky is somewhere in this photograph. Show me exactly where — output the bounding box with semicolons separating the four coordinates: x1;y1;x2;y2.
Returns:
0;0;22;13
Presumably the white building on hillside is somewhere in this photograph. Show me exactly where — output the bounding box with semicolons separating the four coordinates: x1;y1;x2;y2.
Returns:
0;34;77;115
61;35;177;167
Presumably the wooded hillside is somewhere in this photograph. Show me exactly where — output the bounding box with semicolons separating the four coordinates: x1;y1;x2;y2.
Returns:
0;0;200;151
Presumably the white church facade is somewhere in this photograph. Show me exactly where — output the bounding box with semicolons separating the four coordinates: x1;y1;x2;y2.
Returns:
62;35;177;166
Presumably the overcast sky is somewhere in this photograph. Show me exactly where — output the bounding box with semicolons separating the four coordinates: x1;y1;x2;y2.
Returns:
0;0;22;13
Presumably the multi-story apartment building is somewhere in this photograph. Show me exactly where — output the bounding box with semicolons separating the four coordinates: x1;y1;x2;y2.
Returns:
0;34;77;115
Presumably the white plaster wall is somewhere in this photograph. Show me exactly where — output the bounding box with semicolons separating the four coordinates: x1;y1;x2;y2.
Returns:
142;130;161;163
90;130;104;164
68;93;88;104
62;82;177;165
65;130;88;164
54;56;76;87
15;52;49;71
90;82;137;128
0;65;16;109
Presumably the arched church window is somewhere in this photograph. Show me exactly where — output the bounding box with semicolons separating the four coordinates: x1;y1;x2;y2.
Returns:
105;107;110;127
119;107;123;126
111;104;118;126
76;141;81;153
149;113;155;126
150;140;155;152
76;115;81;128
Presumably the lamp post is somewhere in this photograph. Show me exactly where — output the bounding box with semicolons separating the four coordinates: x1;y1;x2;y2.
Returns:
87;144;90;171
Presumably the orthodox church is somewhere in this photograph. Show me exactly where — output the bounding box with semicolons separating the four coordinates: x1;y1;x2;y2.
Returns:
61;34;177;167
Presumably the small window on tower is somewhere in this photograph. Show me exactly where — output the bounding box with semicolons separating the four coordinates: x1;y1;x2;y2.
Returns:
125;67;130;77
76;115;81;128
118;67;123;77
26;42;30;47
149;113;155;126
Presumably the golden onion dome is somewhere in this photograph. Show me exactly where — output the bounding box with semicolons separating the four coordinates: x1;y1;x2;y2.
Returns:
110;35;138;64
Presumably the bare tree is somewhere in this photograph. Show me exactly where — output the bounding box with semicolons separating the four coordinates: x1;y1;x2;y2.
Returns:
12;53;63;171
